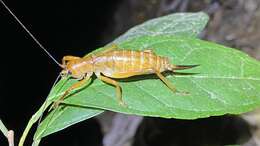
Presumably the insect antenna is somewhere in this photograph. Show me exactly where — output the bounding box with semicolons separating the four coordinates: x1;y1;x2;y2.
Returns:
1;0;63;68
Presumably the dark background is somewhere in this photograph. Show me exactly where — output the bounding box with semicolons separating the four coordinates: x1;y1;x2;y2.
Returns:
1;0;260;146
1;0;120;145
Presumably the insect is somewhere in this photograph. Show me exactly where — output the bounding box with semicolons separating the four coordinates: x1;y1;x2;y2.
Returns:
1;1;198;146
56;45;198;107
1;0;198;108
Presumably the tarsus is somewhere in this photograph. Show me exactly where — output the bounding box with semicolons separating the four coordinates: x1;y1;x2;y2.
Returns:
1;0;63;68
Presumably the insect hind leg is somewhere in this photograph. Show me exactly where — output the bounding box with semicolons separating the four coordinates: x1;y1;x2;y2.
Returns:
154;70;188;95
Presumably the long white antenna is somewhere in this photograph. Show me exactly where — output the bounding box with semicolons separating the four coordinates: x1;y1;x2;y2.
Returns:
1;0;63;68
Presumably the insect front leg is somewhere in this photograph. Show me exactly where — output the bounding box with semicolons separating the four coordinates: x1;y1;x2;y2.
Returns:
51;75;91;109
97;74;127;107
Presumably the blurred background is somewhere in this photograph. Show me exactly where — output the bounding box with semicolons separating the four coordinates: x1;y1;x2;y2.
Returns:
1;0;260;145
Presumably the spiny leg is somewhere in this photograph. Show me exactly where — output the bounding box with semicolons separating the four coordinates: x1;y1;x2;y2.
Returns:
51;76;90;109
155;70;189;95
97;74;126;106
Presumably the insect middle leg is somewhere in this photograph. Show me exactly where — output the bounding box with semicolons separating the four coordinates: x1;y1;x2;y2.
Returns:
97;75;126;106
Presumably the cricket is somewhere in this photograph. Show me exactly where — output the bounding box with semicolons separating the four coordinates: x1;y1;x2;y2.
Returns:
1;0;198;109
1;1;199;145
56;46;198;107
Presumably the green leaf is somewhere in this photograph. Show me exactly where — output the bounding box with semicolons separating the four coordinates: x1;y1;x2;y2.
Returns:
62;36;260;119
36;35;260;139
34;106;103;139
34;12;209;140
112;12;209;44
90;12;209;56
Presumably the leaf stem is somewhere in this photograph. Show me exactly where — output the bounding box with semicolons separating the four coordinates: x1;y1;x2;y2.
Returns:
0;119;8;137
18;101;51;146
32;139;41;146
7;130;14;146
18;77;68;146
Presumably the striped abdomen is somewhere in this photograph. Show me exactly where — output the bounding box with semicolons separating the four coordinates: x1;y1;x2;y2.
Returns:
92;50;172;78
